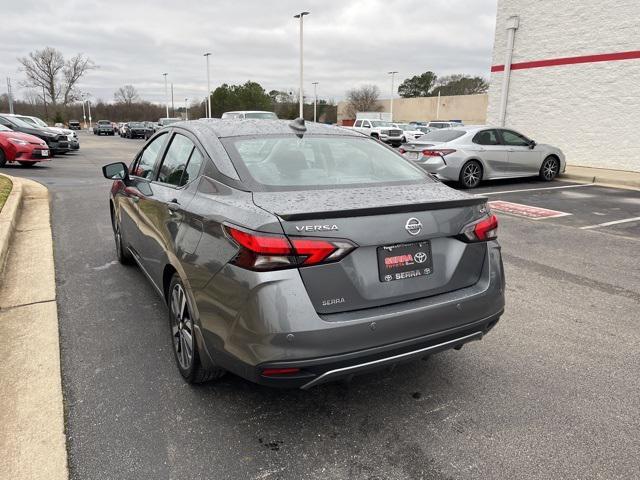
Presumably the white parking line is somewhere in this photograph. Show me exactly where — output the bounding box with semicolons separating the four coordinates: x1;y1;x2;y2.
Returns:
479;183;596;196
580;216;640;230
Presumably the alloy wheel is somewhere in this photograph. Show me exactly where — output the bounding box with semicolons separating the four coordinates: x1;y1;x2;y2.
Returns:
170;283;194;370
542;158;559;181
462;163;481;188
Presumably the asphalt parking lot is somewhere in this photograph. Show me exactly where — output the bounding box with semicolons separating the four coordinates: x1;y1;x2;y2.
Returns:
6;132;640;480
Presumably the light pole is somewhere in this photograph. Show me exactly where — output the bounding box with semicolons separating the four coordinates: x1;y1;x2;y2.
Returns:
388;71;398;122
204;52;212;118
162;73;169;118
312;82;319;122
80;93;87;129
294;11;310;119
185;98;189;120
87;99;92;130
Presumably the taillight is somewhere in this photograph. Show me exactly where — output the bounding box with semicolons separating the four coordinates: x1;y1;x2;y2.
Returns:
261;367;300;376
460;214;498;242
422;149;456;157
224;225;356;271
398;147;406;154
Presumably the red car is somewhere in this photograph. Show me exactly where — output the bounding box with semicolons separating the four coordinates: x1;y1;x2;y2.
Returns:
0;125;51;167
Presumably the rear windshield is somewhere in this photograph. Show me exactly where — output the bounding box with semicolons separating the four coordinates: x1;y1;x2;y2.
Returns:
244;112;278;119
418;130;466;142
129;122;143;127
98;120;111;125
223;135;430;191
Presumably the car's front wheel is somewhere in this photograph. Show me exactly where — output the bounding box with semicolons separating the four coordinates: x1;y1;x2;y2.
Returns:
459;160;483;188
540;156;560;181
112;213;134;265
0;149;6;167
168;274;226;384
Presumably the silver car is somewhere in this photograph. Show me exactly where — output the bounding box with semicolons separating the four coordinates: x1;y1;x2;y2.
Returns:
101;119;505;388
400;126;566;188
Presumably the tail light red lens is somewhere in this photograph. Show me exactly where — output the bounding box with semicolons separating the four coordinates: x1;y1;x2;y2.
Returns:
398;147;406;154
460;214;499;242
224;225;356;271
422;149;456;157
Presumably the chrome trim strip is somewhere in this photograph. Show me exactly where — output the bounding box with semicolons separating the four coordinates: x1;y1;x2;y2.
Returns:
300;331;483;390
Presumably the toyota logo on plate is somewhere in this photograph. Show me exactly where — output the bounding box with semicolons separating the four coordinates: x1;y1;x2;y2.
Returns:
405;217;422;236
414;252;427;263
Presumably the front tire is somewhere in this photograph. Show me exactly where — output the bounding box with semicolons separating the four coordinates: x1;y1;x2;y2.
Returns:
168;274;226;384
112;213;134;265
459;160;483;188
540;156;560;181
0;148;6;167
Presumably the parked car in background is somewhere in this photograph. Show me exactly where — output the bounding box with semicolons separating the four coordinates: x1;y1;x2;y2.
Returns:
426;121;464;129
101;119;504;387
117;122;127;136
0;124;51;167
9;114;78;153
221;111;278;120
0;114;69;155
94;120;115;135
124;122;152;139
392;123;425;143
156;118;182;131
399;126;566;188
349;118;404;147
68;120;81;130
415;126;433;135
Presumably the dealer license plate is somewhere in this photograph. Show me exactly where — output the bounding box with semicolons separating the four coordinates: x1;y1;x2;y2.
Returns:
377;241;433;282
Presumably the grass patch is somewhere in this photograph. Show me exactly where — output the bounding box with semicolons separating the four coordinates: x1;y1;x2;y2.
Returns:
0;175;12;213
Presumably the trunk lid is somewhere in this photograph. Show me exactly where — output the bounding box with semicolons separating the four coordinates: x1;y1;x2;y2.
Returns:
252;183;489;314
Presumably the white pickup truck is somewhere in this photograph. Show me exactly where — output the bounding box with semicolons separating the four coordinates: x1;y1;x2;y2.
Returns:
349;119;404;147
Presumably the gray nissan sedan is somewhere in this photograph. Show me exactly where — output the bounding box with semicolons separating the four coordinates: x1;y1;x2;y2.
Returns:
102;119;505;388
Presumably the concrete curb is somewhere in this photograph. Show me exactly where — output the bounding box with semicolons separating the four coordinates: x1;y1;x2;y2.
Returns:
0;174;24;273
559;172;640;190
0;177;68;480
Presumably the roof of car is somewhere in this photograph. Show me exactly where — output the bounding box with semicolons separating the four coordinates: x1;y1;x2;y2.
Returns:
175;119;363;139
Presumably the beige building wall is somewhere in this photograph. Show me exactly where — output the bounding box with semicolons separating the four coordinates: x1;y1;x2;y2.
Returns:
337;94;488;125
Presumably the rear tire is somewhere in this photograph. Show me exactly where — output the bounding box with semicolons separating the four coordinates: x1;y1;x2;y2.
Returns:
459;160;483;189
539;156;560;181
168;274;226;384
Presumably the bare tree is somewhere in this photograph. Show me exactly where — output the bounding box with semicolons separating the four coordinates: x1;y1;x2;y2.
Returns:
344;85;382;118
18;47;96;107
114;85;141;105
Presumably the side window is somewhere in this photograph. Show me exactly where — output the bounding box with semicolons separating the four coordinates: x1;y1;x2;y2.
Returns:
354;120;362;127
131;133;167;179
362;121;371;128
157;134;195;186
181;149;204;186
501;129;530;147
472;129;500;146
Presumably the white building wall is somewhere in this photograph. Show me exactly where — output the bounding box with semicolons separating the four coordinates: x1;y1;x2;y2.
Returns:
487;0;640;171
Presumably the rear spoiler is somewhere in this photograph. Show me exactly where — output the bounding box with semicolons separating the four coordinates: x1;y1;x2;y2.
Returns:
278;196;487;221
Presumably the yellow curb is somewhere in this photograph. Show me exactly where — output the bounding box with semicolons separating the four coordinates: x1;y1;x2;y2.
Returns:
0;174;24;273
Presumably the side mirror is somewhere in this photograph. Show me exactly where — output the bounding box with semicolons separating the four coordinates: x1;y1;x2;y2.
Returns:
102;162;129;181
528;140;536;149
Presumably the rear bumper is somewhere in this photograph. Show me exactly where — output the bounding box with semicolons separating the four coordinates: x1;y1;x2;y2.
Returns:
196;241;505;388
254;312;501;388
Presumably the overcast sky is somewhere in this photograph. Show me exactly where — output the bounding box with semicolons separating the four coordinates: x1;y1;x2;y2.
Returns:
0;0;497;105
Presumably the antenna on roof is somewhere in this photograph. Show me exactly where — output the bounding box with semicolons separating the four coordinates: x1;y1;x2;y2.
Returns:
289;117;306;138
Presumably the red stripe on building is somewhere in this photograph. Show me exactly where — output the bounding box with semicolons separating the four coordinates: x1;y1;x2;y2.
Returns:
491;50;640;72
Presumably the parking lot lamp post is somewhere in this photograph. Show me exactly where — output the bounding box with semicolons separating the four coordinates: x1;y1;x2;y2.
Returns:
294;11;310;119
162;73;169;118
312;82;318;122
204;53;212;118
185;98;189;120
81;93;87;129
87;99;92;130
388;71;398;122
